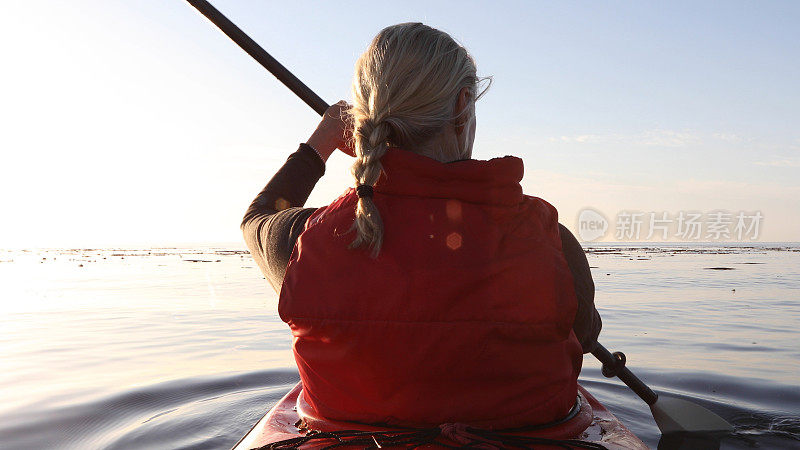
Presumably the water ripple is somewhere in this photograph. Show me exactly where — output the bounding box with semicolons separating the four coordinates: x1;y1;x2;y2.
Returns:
0;370;299;450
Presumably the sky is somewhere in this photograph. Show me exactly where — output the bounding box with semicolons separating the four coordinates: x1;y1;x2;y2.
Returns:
1;1;798;247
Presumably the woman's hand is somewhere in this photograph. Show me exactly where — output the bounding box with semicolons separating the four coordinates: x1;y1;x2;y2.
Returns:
305;100;355;161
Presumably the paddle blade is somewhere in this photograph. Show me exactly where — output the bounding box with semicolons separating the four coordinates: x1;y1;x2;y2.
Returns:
650;396;734;434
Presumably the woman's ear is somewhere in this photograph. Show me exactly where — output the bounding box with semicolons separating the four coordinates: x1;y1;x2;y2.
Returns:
454;86;471;136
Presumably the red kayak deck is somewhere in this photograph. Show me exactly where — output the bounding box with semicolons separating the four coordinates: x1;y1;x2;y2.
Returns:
233;383;646;449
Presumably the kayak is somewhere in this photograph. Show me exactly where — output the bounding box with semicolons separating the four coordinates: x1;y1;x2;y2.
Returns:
233;383;647;449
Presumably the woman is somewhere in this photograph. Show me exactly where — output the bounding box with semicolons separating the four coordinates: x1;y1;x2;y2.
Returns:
242;23;601;429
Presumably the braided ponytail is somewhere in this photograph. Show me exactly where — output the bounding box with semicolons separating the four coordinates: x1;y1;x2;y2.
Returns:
347;23;489;257
348;119;391;257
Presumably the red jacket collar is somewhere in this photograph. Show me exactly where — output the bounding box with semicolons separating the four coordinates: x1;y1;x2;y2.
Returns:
375;148;524;206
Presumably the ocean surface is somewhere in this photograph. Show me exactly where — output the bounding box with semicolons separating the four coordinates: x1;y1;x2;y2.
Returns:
0;244;798;449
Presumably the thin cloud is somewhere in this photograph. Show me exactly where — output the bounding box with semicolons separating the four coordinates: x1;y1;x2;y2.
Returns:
712;133;744;143
755;158;800;168
548;129;700;147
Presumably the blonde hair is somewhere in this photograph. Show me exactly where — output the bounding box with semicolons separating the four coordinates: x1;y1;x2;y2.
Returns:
348;23;490;257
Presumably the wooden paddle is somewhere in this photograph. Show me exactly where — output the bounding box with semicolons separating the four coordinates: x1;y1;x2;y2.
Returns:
184;0;735;435
185;0;328;116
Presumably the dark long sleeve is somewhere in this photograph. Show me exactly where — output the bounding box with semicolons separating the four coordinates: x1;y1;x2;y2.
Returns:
558;224;602;353
241;144;325;292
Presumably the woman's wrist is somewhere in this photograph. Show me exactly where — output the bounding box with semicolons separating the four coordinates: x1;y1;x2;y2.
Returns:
302;142;326;163
305;135;335;163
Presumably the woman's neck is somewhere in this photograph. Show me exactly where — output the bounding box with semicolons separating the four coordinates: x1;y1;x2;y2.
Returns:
410;126;470;163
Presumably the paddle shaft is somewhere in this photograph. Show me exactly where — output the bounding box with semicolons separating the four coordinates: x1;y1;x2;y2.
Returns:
186;0;329;116
592;343;659;405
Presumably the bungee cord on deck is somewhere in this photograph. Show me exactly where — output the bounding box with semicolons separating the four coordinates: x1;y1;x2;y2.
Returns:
253;425;609;450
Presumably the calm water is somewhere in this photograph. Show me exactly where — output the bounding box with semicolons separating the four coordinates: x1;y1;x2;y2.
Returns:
0;244;798;449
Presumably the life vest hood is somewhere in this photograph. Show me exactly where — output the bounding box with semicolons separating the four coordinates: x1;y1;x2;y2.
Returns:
279;148;583;429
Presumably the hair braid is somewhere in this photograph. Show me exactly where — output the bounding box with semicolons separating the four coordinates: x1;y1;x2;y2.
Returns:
349;118;391;257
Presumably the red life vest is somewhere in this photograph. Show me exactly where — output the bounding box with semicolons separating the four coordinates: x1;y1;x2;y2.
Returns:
279;148;583;429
